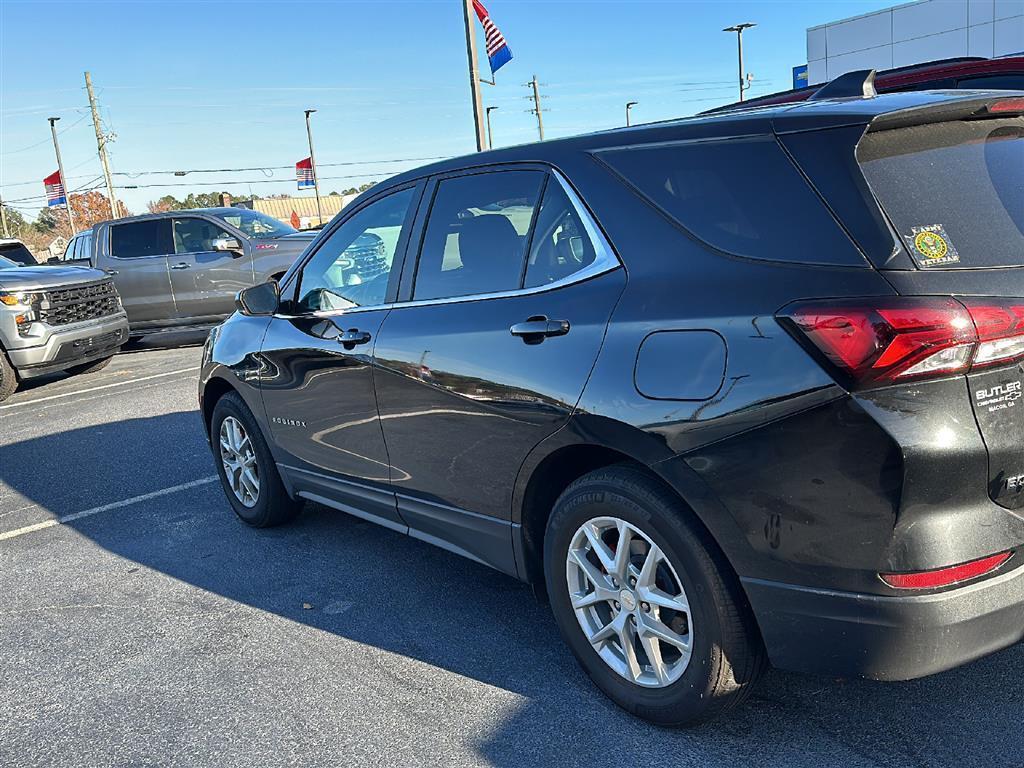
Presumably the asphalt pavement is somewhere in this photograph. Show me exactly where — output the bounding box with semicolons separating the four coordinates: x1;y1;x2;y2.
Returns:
1;339;1022;768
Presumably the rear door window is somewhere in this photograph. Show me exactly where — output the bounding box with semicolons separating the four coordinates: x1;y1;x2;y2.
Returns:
858;117;1024;269
110;219;173;258
597;136;865;266
413;170;545;301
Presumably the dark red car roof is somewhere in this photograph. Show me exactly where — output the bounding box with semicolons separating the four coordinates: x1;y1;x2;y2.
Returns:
706;56;1024;113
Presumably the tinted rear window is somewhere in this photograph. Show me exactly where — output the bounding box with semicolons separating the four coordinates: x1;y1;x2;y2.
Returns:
598;136;865;266
858;117;1023;270
110;219;172;258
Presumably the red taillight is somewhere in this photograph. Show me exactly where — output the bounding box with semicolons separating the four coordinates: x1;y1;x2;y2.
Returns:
880;551;1012;590
986;98;1024;114
780;297;1024;389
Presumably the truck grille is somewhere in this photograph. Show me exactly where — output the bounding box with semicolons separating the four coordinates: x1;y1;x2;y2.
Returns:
36;280;120;326
346;242;389;282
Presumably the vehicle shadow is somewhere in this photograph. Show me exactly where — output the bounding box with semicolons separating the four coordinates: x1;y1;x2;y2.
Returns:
2;411;1023;767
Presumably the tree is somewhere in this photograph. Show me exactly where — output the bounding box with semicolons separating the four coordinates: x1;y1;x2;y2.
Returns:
146;191;240;213
1;204;27;238
33;192;130;239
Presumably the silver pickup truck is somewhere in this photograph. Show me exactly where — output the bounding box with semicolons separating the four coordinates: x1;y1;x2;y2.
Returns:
0;256;129;402
55;208;319;337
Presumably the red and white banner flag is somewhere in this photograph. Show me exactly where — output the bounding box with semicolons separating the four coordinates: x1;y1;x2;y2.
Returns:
296;157;314;190
44;170;66;207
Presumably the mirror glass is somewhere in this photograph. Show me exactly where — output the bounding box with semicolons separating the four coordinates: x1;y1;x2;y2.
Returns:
236;280;279;316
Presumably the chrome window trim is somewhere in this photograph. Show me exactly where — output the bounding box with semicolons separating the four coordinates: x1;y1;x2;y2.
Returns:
282;169;621;319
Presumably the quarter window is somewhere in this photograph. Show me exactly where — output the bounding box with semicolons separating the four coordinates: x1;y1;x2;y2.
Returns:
297;188;414;312
413;171;545;301
110;219;172;258
524;180;598;288
173;217;234;254
599;136;864;266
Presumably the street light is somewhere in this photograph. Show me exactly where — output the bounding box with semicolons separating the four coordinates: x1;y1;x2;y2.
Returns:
625;101;638;127
485;106;499;149
723;22;756;102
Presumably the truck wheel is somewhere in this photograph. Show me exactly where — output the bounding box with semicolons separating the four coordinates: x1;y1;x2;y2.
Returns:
66;355;114;376
0;350;18;403
211;391;301;527
544;465;766;726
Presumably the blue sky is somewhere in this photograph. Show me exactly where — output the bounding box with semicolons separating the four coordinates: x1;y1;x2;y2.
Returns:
0;0;893;219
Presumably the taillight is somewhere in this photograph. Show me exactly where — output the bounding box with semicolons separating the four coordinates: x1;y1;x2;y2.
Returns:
780;297;1024;389
880;551;1012;590
985;97;1024;115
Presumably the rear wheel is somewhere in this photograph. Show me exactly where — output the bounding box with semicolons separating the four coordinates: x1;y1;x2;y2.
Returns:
66;355;114;376
211;391;300;527
0;350;18;403
544;466;766;725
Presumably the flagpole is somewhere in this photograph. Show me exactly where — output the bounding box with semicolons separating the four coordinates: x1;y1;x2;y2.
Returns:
304;109;324;226
462;0;487;152
48;117;76;235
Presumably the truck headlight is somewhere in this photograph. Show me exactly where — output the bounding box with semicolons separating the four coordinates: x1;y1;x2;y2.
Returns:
0;291;32;306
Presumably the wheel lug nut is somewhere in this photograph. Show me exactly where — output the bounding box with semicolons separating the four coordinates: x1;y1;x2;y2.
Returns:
613;601;620;610
641;602;650;612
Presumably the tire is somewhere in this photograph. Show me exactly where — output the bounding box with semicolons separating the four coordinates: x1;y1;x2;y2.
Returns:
210;391;301;527
66;355;114;376
0;350;18;403
544;465;766;726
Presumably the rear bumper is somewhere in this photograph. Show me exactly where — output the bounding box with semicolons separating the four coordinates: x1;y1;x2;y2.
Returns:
8;313;128;378
744;562;1024;680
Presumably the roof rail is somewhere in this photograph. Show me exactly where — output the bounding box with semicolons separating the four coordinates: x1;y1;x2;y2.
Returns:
809;69;877;101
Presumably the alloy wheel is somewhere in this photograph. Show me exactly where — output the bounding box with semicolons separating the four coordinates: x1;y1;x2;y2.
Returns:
219;416;260;508
565;516;693;688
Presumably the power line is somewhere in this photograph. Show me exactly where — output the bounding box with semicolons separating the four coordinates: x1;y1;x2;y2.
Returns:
0;112;91;156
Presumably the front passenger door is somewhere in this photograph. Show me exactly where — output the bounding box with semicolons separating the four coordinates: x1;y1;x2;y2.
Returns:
258;185;421;530
168;216;253;322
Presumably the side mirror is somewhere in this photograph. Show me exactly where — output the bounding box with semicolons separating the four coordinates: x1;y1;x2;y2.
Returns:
47;257;61;264
236;280;280;316
212;237;243;256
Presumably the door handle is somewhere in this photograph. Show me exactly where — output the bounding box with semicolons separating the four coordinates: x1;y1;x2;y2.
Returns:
337;328;372;350
510;315;570;344
104;269;119;276
170;262;191;270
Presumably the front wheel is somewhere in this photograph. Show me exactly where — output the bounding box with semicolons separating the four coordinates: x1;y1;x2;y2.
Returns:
210;391;300;527
544;466;766;725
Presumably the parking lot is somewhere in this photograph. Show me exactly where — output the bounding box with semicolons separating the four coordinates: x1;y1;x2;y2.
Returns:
0;339;1021;768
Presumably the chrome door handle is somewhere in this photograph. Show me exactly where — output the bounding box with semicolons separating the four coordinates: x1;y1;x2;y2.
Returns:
171;262;191;270
104;269;119;276
337;328;372;350
510;315;570;344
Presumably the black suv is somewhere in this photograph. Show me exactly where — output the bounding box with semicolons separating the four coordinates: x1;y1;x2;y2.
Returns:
200;87;1024;724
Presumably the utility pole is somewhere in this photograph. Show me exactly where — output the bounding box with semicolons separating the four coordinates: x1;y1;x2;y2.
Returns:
48;117;76;235
526;75;545;140
485;106;499;150
625;101;638;127
0;195;10;239
462;0;487;152
304;109;323;226
723;23;756;102
84;72;118;219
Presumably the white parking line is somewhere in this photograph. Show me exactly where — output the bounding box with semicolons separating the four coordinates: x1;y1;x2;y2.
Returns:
0;367;197;411
0;476;218;542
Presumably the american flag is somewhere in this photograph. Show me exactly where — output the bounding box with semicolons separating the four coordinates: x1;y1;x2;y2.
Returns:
296;157;315;190
472;0;513;75
43;170;66;207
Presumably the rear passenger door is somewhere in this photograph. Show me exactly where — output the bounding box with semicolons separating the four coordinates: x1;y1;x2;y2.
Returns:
104;218;175;326
168;216;253;322
373;167;626;573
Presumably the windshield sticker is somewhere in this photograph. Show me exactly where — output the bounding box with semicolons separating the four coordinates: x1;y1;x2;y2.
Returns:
906;225;960;268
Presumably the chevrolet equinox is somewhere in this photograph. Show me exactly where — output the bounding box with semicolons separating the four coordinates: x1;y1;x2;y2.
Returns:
200;83;1024;725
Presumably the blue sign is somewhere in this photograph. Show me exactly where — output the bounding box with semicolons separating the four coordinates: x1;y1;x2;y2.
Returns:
793;64;809;90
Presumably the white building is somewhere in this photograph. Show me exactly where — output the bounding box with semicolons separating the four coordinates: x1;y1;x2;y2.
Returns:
807;0;1024;85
